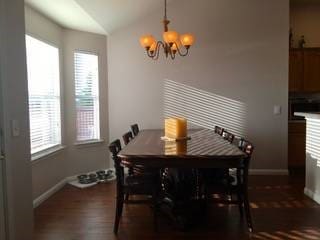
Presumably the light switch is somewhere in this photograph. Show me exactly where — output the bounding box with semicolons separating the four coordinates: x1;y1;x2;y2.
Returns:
274;105;282;115
11;120;20;137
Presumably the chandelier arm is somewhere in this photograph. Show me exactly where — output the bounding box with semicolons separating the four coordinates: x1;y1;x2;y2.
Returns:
176;45;189;57
169;47;176;60
151;41;163;60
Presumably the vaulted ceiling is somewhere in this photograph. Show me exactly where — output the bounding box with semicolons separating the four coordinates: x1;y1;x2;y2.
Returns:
25;0;171;35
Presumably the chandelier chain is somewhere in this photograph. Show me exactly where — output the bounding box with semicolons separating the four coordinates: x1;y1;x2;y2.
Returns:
164;0;167;20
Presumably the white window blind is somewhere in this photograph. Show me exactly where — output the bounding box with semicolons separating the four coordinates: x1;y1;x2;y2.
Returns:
74;52;100;142
25;35;61;154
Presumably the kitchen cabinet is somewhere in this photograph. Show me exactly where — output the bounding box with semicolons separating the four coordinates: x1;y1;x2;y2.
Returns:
289;50;303;92
288;121;306;169
303;50;320;92
289;48;320;92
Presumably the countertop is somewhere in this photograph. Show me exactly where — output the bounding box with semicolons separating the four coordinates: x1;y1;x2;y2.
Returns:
295;112;320;119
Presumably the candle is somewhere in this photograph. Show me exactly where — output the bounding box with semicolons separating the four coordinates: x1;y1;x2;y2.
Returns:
165;117;187;139
176;118;187;138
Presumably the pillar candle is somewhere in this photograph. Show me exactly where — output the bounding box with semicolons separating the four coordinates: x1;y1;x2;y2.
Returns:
165;117;187;139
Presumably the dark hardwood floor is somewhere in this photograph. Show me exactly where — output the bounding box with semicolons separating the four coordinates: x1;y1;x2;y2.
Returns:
34;175;320;240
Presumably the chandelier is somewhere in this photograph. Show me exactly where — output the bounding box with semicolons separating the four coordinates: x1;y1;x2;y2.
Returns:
139;0;195;60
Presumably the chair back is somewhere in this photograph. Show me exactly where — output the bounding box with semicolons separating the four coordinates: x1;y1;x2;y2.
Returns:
223;131;235;143
122;131;133;145
109;139;124;188
131;124;140;136
214;126;224;136
238;138;254;169
238;138;254;157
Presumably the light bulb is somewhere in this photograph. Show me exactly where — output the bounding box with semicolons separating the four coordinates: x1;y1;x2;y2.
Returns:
180;33;195;48
163;31;179;45
139;35;156;49
149;42;157;53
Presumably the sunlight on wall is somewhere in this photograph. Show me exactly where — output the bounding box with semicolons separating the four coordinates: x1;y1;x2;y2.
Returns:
306;118;320;167
163;79;247;136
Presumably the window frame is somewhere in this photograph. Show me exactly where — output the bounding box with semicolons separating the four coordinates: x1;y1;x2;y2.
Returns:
73;50;102;144
25;33;64;159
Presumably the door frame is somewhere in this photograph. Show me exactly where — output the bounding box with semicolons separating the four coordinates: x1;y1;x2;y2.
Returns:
0;0;9;239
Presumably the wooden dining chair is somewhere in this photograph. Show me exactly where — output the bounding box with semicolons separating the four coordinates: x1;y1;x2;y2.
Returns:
214;126;224;136
122;131;133;145
236;138;254;232
109;139;160;234
131;124;140;137
222;131;235;143
204;138;254;233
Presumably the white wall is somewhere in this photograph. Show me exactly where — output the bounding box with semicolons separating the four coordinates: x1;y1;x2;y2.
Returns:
63;29;109;176
108;0;289;170
0;0;33;239
25;5;109;201
25;5;67;201
290;2;320;48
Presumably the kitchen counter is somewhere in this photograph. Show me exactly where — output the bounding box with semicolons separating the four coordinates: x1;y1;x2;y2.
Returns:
294;112;320;204
295;112;320;119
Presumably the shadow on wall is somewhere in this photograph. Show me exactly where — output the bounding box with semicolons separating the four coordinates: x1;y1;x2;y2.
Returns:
163;79;247;136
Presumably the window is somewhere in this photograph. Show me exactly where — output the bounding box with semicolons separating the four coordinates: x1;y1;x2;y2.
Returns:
25;35;61;154
74;52;100;142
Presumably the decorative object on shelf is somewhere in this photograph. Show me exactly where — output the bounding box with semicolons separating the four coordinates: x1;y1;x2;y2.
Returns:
299;35;306;49
139;0;195;60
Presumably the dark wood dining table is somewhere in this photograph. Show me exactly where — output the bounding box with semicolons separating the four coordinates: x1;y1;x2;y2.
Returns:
118;128;247;229
118;129;247;168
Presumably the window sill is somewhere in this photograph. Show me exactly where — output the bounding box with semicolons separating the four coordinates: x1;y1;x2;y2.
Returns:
31;145;66;164
74;139;105;147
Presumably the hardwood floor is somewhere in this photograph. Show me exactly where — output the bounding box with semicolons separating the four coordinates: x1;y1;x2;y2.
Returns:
34;175;320;240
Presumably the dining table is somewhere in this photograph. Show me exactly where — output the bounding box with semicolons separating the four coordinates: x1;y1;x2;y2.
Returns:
118;128;247;229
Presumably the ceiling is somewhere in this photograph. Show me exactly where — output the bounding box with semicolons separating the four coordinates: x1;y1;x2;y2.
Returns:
25;0;170;35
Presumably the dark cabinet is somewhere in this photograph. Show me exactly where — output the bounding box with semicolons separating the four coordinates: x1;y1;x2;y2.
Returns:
288;121;306;168
289;48;320;92
289;50;303;92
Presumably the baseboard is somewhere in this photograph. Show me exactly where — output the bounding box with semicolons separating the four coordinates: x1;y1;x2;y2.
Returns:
33;178;67;208
304;188;320;204
249;169;289;176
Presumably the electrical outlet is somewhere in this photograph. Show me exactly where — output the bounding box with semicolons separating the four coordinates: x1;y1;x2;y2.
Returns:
11;120;20;137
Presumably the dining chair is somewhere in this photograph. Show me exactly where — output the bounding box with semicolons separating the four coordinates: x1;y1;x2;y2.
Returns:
131;124;140;137
109;139;160;234
236;138;254;232
204;138;254;233
214;126;224;136
222;131;235;143
122;131;134;145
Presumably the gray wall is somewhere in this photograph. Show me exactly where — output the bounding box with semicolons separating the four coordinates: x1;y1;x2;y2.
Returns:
108;0;289;170
0;0;33;239
25;5;109;200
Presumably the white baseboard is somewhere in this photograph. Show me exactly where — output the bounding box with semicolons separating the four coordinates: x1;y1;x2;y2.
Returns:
33;178;67;208
304;188;320;204
249;169;289;175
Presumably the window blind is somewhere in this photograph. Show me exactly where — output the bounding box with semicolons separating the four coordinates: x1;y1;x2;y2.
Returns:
74;52;100;141
25;35;61;154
